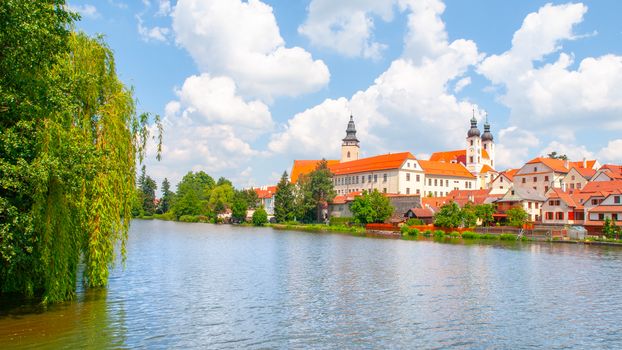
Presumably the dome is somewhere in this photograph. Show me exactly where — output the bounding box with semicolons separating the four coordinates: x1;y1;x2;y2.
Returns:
481;118;493;142
467;116;480;138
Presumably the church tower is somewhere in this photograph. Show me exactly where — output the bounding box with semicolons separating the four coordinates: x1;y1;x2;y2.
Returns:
341;115;360;163
466;111;482;173
481;114;495;168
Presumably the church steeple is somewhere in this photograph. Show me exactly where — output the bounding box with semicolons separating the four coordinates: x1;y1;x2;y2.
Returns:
341;115;360;163
481;114;493;142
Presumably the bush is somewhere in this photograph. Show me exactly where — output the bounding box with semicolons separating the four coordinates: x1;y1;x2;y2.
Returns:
479;234;497;240
252;207;269;226
434;230;445;238
153;212;175;221
410;228;421;236
179;215;199;223
449;231;461;238
461;231;478;239
330;217;353;226
499;234;517;240
405;218;424;226
400;225;410;236
423;229;433;237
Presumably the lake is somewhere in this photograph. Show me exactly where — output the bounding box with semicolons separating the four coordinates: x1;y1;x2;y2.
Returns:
2;220;622;349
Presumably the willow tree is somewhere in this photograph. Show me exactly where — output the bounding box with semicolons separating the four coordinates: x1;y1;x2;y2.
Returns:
1;1;151;302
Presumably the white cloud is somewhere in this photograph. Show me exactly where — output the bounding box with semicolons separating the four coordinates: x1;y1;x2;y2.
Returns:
137;15;170;42
172;0;330;100
68;4;99;19
298;0;395;59
540;141;595;161
270;0;483;158
156;0;172;16
453;77;471;93
598;139;622;164
494;126;541;169
479;3;622;131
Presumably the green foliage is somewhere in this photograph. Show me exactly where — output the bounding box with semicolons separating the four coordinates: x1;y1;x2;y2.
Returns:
138;166;157;216
506;206;529;227
252;207;268;226
156;178;173;214
461;231;478;239
602;218;621;239
329;217;353;226
231;191;249;222
0;5;153;302
461;203;478;228
475;204;495;226
405;218;424;226
179;215;200;223
208;183;234;215
500;234;517;240
400;225;409;235
433;230;445;238
297;160;336;222
423;230;433;237
349;189;394;224
274;171;296;223
449;231;461;238
547;151;568;161
171;171;215;219
434;202;463;228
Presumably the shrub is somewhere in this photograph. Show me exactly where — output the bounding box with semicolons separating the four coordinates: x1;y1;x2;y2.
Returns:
499;234;516;240
405;218;424;226
252;207;268;226
449;231;461;238
461;231;478;239
479;234;497;240
330;217;353;226
179;215;199;223
410;228;421;236
434;230;445;238
400;225;410;235
423;229;433;237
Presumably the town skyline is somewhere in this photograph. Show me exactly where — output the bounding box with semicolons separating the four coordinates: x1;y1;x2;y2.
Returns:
68;0;622;190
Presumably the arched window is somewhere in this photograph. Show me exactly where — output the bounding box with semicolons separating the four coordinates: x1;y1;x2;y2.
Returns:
347;151;351;158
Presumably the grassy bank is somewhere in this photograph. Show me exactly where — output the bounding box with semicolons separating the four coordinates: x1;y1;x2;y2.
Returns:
270;223;366;235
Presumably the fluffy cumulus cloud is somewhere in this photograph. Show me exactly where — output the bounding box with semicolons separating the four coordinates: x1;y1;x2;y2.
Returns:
68;4;99;19
137;15;170;42
298;0;395;59
143;74;274;188
172;0;330;100
479;3;622;133
271;0;482;158
598;140;622;164
494;127;541;169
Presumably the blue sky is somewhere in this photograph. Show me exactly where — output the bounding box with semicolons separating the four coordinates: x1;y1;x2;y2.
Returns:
68;0;622;190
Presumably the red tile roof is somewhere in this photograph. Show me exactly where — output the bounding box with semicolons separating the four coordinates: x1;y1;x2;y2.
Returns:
429;149;490;163
421;196;449;209
254;186;277;199
570;167;597;179
547;187;579;208
480;164;497;174
569;160;597;169
447;189;498;206
331;191;362;204
329;152;416;175
581;180;622;194
418;160;475;178
290;159;339;183
526;157;569;173
408;208;434;218
589;205;622;213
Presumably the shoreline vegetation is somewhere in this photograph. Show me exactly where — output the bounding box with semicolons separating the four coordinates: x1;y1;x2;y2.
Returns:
136;217;622;247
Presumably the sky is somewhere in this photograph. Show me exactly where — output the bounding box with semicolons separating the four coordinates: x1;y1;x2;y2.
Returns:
68;0;622;191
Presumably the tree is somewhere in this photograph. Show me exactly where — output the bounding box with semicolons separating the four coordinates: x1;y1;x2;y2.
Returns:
350;190;394;224
239;189;258;209
461;203;478;228
252;207;268;226
434;202;463;229
298;160;336;222
506;206;529;227
274;171;296;223
208;183;234;215
231;191;249;222
157;178;173;214
1;3;153;302
138;166;157;216
171;171;215;219
475;204;495;226
547;151;568;161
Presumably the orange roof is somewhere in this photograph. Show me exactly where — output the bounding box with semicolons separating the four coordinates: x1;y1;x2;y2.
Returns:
331;191;362;204
422;196;449;209
429;149;490;163
290;159;339;183
254;186;277;199
418;160;475;178
547;188;579;208
599;165;622;179
581;180;622;194
526;157;569;173
503;169;518;181
480;164;497;174
329;152;416;175
569;160;597;169
447;189;498;206
589;205;622;213
569;167;596;179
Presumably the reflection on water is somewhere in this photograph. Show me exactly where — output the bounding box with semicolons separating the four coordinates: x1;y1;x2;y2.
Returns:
2;220;622;349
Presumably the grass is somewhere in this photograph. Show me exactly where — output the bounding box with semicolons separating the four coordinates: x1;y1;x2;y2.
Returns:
271;223;366;235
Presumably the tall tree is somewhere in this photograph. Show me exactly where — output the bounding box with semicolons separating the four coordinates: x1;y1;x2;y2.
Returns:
305;160;336;222
1;1;153;302
157;178;173;214
138;166;157;215
274;171;296;223
231;190;249;222
208;182;234;215
350;190;394;224
506;206;529;227
475;204;495;226
171;171;215;218
434;202;464;229
547;151;568;161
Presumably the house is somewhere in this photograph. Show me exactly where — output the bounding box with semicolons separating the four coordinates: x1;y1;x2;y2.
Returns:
489;169;518;195
586;192;622;229
541;188;584;225
405;208;435;224
328;191;361;218
254;186;277;216
290;159;340;184
418;160;477;197
330;152;425;196
494;187;546;222
590;165;622;182
513;157;570;196
387;194;422;223
445;189;501;207
561;167;596;193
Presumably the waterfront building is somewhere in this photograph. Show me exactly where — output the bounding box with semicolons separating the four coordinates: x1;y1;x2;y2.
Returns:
493;187;546;222
590;164;622;182
513;157;570;196
489;169;518;195
541;187;585;225
254;186;277;216
561;167;596;192
418;160;477;197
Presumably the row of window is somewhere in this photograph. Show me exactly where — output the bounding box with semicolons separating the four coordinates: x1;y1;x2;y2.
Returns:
337;188;387;195
521;175;550;184
335;173;388;185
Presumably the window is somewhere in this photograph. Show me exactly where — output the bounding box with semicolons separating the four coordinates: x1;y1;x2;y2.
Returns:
484;144;487;149
362;176;365;184
577;183;582;189
546;212;553;220
571;175;575;180
428;179;432;186
534;167;538;172
544;186;549;192
434;179;438;186
556;212;564;220
383;188;387;193
522;178;526;184
615;196;621;204
500;186;504;189
570;183;575;189
406;188;410;194
469;156;474;163
383;174;387;183
544;176;549;182
591;199;599;205
434;191;438;197
374;174;378;183
368;175;372;182
470;140;473;146
406;173;411;181
533;177;537;182
407;162;410;168
347;151;351;158
416;174;420;182
598;213;605;221
446;180;449;187
528;202;532;209
416;189;420;195
614;214;619;221
500;177;504;183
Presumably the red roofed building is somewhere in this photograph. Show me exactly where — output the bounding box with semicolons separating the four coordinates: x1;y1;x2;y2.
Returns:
561;167;597;193
513;157;571;196
418;160;477;197
586;192;622;231
591;164;622;182
490;169;518;195
290;160;340;184
542;187;585;225
253;186;277;215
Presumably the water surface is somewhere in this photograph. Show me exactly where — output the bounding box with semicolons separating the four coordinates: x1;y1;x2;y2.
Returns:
2;220;622;349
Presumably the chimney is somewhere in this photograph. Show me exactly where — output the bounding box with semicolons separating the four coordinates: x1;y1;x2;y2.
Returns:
583;157;587;168
564;159;569;170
